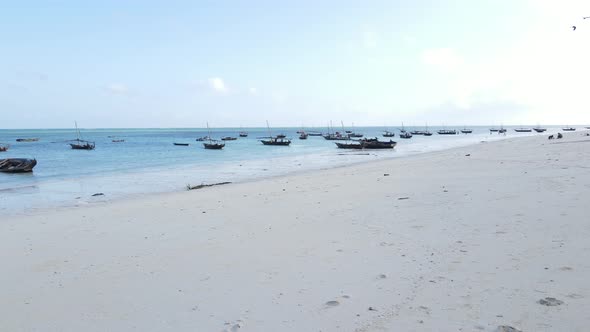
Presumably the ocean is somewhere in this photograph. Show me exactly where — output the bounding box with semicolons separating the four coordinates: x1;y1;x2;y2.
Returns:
0;126;562;215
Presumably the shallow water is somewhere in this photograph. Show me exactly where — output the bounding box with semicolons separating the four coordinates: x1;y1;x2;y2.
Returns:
0;126;564;215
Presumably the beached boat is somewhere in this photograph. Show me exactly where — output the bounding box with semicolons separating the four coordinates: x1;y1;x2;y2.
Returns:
0;143;9;152
16;138;40;142
221;136;237;141
0;158;37;173
563;127;576;131
70;122;95;150
335;142;363;149
362;139;397;149
438;129;457;135
400;132;413;139
383;131;395;137
173;143;189;146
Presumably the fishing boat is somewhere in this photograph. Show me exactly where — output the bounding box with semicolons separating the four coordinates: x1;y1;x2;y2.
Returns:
307;131;323;136
0;158;37;173
362;139;397;149
261;121;291;146
323;132;348;140
203;123;225;149
16;138;39;142
239;132;248;137
299;132;308;140
410;130;425;135
173;143;189;146
489;128;499;132
195;136;211;141
69;122;95;150
383;130;395;137
563;126;576;131
461;127;473;134
400;132;413;139
498;127;507;134
335;141;363;149
514;128;532;132
221;136;237;141
112;139;125;143
0;143;9;152
533;126;547;133
423;131;433;136
437;129;457;135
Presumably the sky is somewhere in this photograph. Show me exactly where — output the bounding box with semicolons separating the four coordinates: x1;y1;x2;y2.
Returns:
1;0;589;128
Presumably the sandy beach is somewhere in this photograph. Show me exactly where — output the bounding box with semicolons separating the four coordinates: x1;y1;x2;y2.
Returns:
1;131;589;332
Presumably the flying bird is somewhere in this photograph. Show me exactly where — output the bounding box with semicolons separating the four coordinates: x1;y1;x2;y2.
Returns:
572;25;576;31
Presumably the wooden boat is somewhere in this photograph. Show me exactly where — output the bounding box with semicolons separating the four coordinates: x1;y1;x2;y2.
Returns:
0;158;37;173
410;130;425;135
70;122;95;150
276;134;287;139
16;138;40;142
383;131;396;137
489;128;499;132
437;129;457;135
195;136;211;141
221;136;237;141
498;128;507;134
239;132;248;137
514;128;532;132
0;143;9;152
348;132;363;138
203;142;225;149
362;139;397;149
461;127;473;134
423;131;433;136
323;132;348;140
112;139;125;142
261;137;291;146
261;121;291;146
307;131;323;136
533;127;547;133
400;132;413;139
173;142;189;146
203;123;225;149
335;142;363;149
299;132;308;140
563;127;576;131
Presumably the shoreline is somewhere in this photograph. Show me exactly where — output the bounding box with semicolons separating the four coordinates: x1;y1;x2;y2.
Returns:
6;133;517;218
2;131;590;331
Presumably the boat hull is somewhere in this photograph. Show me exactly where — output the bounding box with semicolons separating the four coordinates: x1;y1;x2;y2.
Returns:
0;158;37;173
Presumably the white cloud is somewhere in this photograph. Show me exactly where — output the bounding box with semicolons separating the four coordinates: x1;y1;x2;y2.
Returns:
208;77;228;93
105;83;129;95
249;87;258;95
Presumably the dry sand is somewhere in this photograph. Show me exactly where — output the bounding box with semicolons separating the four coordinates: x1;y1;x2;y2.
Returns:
1;131;590;332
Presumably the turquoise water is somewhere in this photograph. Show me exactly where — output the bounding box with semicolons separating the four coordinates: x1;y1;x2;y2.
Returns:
0;126;566;215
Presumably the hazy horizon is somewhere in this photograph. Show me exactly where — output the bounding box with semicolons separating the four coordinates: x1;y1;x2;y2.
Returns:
2;0;589;129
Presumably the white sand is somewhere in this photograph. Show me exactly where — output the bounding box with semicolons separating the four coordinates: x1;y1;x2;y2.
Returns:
2;131;590;332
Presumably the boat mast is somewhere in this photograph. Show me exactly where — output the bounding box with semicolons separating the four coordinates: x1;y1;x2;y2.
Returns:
266;120;272;138
207;122;213;142
75;121;82;142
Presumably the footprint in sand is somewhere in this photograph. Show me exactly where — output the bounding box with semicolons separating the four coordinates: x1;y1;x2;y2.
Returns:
325;300;340;307
538;297;564;306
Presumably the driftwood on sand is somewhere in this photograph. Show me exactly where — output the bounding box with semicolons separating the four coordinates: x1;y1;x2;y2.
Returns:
186;182;231;191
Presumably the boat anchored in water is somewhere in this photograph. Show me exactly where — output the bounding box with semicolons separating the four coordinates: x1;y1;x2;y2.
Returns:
69;122;95;150
261;121;291;146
